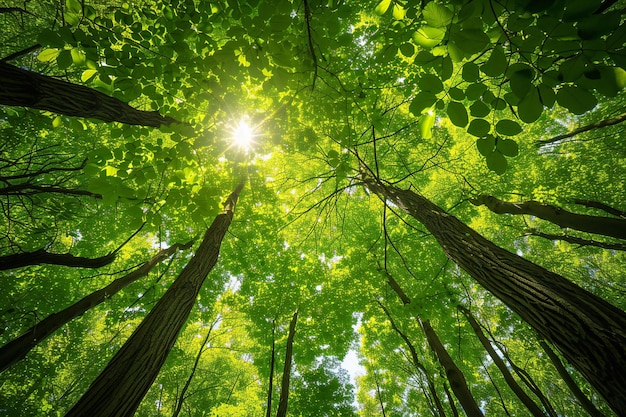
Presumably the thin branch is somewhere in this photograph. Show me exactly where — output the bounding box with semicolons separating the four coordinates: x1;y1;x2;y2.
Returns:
536;111;626;146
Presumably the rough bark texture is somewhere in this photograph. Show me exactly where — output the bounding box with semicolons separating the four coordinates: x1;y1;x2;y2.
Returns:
0;248;115;270
538;340;606;417
0;242;191;372
419;318;484;417
471;194;626;240
364;179;626;415
458;306;546;417
0;62;177;127
65;181;244;417
276;310;298;417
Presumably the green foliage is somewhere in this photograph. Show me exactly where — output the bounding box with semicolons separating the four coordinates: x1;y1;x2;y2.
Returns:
0;0;624;416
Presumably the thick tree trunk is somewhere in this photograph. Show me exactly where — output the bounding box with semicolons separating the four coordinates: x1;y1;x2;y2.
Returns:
0;242;191;372
0;248;115;270
0;62;177;127
458;306;546;417
471;194;626;240
419;317;484;417
65;181;244;417
538;340;606;417
276;310;298;417
363;179;626;415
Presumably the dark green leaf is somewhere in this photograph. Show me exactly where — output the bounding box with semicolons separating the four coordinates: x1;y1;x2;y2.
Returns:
409;92;438;116
462;62;480;82
476;134;496;156
495;120;522;136
481;45;507;77
467;119;490;137
518;87;543;123
418;74;444;93
447;101;468;127
486;150;508;174
470;101;490;117
556;85;597;114
497;138;519;157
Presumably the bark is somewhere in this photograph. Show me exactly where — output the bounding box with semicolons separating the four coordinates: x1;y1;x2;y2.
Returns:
0;62;178;127
444;382;460;417
378;302;446;417
363;178;626;415
0;248;115;270
276;310;298;417
0;242;191;372
266;320;276;417
65;181;244;417
0;183;102;198
538;340;606;417
471;194;626;240
419;317;484;417
458;306;546;417
536;111;626;145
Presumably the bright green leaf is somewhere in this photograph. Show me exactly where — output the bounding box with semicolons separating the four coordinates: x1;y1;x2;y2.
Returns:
392;4;406;20
37;48;60;62
419;112;436;139
413;26;446;49
374;0;391;15
422;2;453;28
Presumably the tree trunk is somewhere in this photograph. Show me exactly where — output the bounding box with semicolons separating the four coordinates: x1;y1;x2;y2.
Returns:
65;181;244;417
0;62;177;127
538;340;606;417
266;320;276;417
276;310;298;417
0;242;191;372
363;178;626;415
419;317;484;417
0;248;115;270
458;306;546;417
471;194;626;240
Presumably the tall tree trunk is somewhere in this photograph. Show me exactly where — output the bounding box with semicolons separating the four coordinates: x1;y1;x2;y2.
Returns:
0;242;191;372
538;340;606;417
471;194;626;240
444;382;460;417
265;319;276;417
65;181;244;417
419;317;484;417
458;306;546;417
362;178;626;415
0;62;177;127
276;310;298;417
378;301;447;417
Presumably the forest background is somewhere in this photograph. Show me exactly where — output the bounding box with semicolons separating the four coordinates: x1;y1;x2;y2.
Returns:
1;0;626;416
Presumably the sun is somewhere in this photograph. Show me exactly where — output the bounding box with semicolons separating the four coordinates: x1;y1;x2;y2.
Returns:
230;118;256;151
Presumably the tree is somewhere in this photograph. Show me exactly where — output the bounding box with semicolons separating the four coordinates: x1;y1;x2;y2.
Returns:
65;181;244;417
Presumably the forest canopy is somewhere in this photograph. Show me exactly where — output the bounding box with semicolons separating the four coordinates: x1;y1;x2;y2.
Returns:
1;0;626;416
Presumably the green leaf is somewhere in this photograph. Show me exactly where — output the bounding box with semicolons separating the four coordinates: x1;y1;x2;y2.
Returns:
556;85;597;114
481;45;507;77
52;116;63;128
518;87;543;123
537;84;556;107
509;66;534;99
81;69;98;82
399;43;415;57
419;112;436;139
418;74;444;93
71;48;86;66
476;134;496;156
413;26;446;49
392;4;405;20
462;62;480;82
422;3;453;28
37;48;60;62
470;101;490;117
409;92;438;116
449;87;465;101
328;150;340;168
56;49;73;70
497;138;519;157
66;0;82;14
495;120;522;136
37;29;64;48
374;0;391;15
486;150;508;175
465;83;487;100
450;29;490;55
447;101;468;128
467;119;491;137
